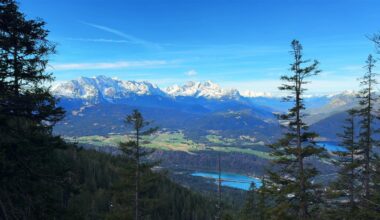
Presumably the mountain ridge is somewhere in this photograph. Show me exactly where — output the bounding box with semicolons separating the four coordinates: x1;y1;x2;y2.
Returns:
52;75;357;101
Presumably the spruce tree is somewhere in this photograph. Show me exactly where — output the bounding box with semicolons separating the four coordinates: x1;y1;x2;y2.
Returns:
266;40;326;220
111;109;158;220
326;109;360;219
0;0;70;219
367;32;380;218
356;54;378;217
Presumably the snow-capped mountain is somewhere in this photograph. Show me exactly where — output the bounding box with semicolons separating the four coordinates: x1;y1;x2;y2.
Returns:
51;75;359;109
51;75;365;141
240;90;274;98
52;75;165;100
166;81;241;99
52;76;244;100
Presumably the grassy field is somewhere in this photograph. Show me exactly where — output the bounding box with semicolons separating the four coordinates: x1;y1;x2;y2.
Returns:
210;146;272;159
66;132;271;159
67;132;205;153
206;135;235;145
144;132;205;153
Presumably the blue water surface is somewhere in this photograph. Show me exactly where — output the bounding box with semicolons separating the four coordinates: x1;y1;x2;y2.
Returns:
317;142;347;152
191;171;262;191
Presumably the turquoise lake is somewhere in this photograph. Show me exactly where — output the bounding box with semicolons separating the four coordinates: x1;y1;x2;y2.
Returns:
317;142;346;152
191;171;262;191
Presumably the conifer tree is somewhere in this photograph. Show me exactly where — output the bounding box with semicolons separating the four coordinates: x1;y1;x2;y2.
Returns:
367;32;380;217
0;0;69;219
356;54;378;217
266;40;326;220
326;109;360;219
113;109;158;220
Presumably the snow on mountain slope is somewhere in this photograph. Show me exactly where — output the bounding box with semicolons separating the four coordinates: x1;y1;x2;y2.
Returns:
53;76;244;100
51;76;359;110
240;90;274;98
52;75;165;100
166;81;241;99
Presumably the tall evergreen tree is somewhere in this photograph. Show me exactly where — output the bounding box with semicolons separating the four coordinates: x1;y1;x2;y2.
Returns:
356;54;378;216
266;40;326;220
110;110;158;220
326;109;360;219
0;0;69;219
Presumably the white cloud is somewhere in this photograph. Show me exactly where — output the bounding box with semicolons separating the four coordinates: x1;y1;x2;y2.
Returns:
49;60;168;71
185;69;197;76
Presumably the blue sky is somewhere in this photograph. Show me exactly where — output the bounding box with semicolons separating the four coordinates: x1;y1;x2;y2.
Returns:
20;0;380;94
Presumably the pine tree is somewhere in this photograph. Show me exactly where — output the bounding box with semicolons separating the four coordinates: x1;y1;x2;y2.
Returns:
356;54;379;217
0;0;69;219
326;109;360;219
112;109;158;220
266;40;326;220
367;32;380;218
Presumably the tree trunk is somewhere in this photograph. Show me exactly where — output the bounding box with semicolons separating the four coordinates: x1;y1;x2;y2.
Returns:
364;75;372;208
135;128;140;220
295;56;307;220
350;119;355;212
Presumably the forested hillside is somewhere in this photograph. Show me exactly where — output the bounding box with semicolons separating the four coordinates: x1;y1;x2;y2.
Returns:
64;149;220;220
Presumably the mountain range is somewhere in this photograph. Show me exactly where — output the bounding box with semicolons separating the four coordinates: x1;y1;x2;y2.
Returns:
52;75;360;141
52;75;242;101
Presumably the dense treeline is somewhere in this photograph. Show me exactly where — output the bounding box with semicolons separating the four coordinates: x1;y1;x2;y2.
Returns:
65;148;218;220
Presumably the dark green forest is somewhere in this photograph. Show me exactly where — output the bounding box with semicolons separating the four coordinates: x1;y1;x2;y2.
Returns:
1;0;380;219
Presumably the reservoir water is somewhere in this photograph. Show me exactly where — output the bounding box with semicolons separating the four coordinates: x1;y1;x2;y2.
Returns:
191;171;262;191
317;141;346;152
